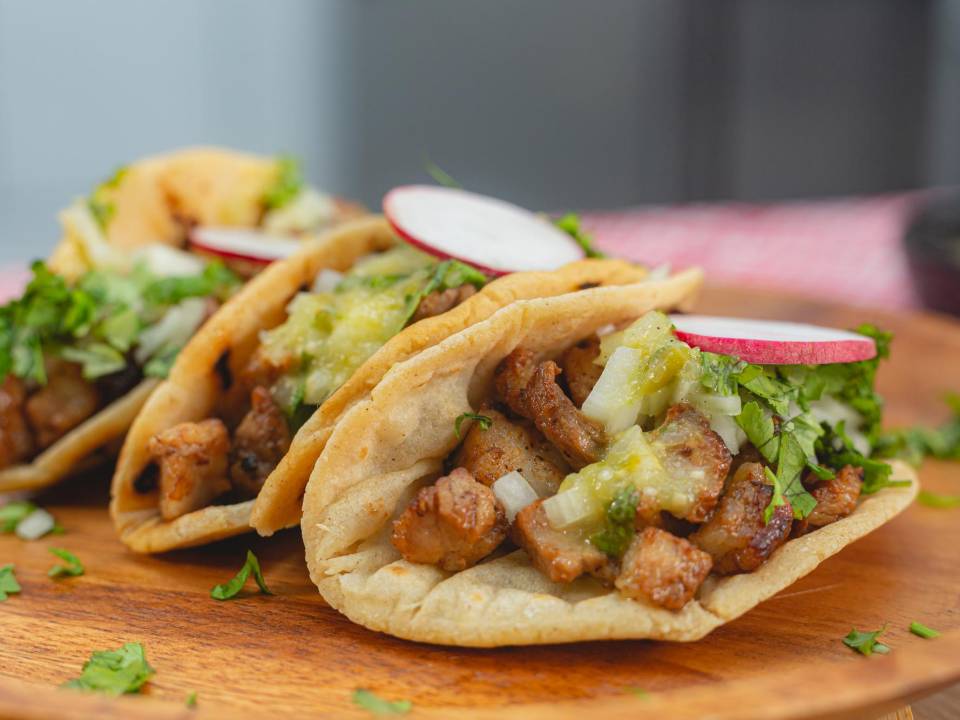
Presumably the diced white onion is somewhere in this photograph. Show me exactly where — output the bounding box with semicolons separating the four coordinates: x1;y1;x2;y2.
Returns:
15;508;55;540
262;187;336;234
582;346;644;433
135;297;208;364
312;268;343;293
691;392;742;418
133;244;205;277
491;471;539;522
542;483;600;530
709;413;746;455
58;200;128;271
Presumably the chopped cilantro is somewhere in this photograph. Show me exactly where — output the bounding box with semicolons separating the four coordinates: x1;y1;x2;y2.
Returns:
0;501;37;532
142;261;238;306
0;564;21;601
87;166;128;232
875;393;960;465
263;155;303;210
63;642;155;695
48;548;85;579
554;213;605;258
590;487;639;557
916;490;960;509
762;467;788;523
816;421;908;495
454;412;492;440
210;550;272;600
424;160;461;189
842;627;890;656
352;689;412;715
699;352;748;396
626;687;650;698
909;621;940;639
186;691;198;708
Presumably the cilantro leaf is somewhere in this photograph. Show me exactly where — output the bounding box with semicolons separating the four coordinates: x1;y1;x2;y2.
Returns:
263;155;303;210
698;352;747;396
63;642;155;695
352;689;412;715
776;432;817;519
736;401;779;464
424;160;461;189
186;691;198;708
143;261;238;307
916;490;960;509
554;213;606;258
842;627;890;656
0;564;21;601
909;621;940;639
590;487;639;557
48;548;85;578
0;501;37;532
816;421;906;495
762;467;788;524
210;550;272;600
454;412;492;440
875;392;960;465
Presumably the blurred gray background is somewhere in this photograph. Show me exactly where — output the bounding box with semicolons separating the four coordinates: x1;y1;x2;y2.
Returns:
0;0;955;262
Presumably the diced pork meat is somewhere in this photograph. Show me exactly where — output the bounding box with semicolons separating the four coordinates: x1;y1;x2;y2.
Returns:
239;346;295;396
648;403;732;522
513;499;615;584
558;335;603;408
794;464;862;535
615;527;713;610
411;284;477;323
229;386;291;496
524;360;606;467
454;406;568;496
494;348;538;415
391;468;508;572
0;375;33;469
689;462;793;575
148;419;232;521
25;361;99;449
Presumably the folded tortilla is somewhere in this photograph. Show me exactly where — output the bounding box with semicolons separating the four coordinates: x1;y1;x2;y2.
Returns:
48;146;364;280
300;282;917;647
111;216;654;552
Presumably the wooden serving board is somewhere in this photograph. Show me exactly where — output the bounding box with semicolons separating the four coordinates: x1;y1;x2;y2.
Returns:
1;285;959;720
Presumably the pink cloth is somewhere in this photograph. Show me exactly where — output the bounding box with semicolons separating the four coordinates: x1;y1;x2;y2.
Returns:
0;194;920;310
584;194;920;310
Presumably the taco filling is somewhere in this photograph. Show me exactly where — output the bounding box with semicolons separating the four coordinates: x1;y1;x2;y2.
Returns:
142;243;488;521
389;311;902;610
0;256;238;472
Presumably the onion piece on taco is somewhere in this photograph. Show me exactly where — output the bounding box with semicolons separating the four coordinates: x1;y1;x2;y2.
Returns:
300;288;916;647
110;215;658;552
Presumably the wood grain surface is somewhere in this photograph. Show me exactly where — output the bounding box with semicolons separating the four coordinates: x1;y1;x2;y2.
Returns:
0;284;958;719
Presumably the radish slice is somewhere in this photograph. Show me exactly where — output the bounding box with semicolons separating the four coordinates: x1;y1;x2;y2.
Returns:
189;227;302;265
671;315;876;365
383;185;585;275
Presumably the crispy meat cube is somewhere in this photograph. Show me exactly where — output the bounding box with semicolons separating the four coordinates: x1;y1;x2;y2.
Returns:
558;335;603;408
647;403;732;523
411;284;477;323
794;465;862;535
495;350;605;468
690;462;793;575
0;375;34;468
615;527;713;610
25;361;99;449
454;406;568;496
148;419;231;521
229;387;291;497
391;468;508;572
513;499;615;584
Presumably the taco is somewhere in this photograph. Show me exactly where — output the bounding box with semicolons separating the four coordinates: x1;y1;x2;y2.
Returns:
0;250;240;493
49;146;365;281
300;288;917;647
109;215;660;552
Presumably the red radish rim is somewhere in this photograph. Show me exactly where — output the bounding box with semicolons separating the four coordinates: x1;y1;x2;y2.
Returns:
383;185;585;276
188;227;301;265
671;315;877;365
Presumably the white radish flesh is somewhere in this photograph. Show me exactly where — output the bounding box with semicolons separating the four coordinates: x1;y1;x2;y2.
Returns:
189;227;301;265
671;315;876;365
383;185;585;276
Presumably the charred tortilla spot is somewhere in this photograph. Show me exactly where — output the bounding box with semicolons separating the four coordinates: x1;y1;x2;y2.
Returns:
134;463;159;494
215;350;233;390
578;282;600;290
